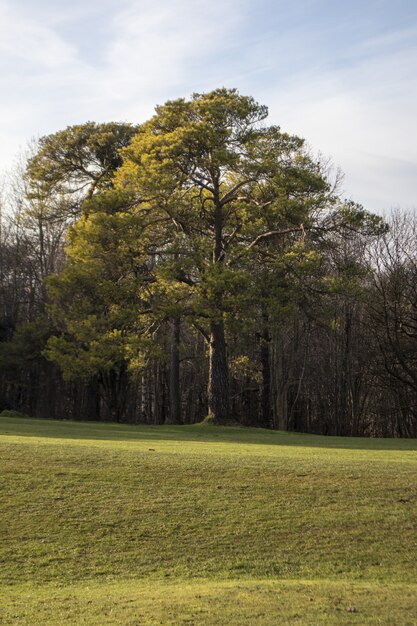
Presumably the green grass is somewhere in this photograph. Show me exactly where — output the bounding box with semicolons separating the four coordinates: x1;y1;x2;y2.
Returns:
1;416;416;624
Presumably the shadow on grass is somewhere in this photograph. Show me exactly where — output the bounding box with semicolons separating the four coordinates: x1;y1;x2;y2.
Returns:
1;415;416;451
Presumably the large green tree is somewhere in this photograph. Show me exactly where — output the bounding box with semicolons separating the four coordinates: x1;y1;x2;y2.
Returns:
115;88;332;423
41;90;382;427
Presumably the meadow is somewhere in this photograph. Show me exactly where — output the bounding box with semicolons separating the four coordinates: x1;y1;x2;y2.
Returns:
0;415;416;624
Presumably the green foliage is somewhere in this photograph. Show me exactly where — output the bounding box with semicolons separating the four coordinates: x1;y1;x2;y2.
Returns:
336;201;388;236
26;122;137;201
0;321;51;370
0;409;31;419
40;90;384;417
114;88;335;339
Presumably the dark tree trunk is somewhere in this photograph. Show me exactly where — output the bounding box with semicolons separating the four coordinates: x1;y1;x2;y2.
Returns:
99;366;129;422
260;319;272;428
152;362;164;424
207;184;231;424
167;318;182;424
208;319;230;424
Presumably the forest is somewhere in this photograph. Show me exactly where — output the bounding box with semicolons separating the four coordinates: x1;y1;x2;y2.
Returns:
0;88;416;437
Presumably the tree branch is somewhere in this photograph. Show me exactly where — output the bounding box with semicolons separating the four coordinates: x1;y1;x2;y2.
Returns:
246;225;305;251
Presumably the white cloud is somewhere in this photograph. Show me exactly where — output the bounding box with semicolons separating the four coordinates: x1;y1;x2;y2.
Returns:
260;30;417;211
0;0;416;213
0;1;78;68
0;0;245;173
99;0;245;114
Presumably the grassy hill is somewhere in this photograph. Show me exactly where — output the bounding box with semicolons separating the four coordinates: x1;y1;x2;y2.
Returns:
0;416;416;625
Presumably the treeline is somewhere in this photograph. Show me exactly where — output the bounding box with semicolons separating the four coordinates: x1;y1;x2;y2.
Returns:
0;89;416;436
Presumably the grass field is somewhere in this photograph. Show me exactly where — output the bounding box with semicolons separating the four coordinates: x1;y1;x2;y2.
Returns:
0;416;416;624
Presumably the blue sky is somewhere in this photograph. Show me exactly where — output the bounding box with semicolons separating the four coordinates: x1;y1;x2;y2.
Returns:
1;0;416;212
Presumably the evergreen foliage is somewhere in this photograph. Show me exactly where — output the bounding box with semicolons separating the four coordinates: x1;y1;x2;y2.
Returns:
0;90;415;435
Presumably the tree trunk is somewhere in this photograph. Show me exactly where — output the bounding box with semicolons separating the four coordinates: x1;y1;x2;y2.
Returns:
260;322;272;428
99;367;128;422
207;184;231;424
167;318;182;424
208;319;230;424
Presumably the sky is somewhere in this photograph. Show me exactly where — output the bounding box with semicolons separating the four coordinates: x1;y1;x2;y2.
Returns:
0;0;416;213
